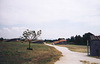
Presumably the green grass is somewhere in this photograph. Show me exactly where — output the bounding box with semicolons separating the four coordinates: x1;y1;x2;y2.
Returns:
0;42;62;64
58;44;89;53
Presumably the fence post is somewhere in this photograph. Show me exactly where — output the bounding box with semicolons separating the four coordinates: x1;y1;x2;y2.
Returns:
87;40;89;56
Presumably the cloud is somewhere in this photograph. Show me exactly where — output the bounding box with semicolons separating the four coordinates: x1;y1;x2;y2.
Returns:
0;0;100;25
0;27;27;38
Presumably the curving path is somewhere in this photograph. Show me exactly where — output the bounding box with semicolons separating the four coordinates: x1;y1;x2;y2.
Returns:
45;44;100;64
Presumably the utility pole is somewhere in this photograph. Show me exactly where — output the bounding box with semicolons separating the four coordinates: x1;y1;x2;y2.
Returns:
87;40;89;56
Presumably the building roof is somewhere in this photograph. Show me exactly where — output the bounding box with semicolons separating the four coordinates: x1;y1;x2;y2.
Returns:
54;39;66;44
90;36;100;41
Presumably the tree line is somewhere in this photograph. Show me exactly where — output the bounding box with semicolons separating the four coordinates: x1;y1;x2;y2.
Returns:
66;32;94;45
0;31;94;45
44;32;94;45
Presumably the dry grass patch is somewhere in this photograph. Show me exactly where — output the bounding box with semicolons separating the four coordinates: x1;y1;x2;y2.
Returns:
58;44;88;53
80;60;98;64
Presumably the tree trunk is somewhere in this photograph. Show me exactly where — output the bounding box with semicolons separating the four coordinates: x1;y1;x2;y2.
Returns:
27;40;32;50
29;41;30;49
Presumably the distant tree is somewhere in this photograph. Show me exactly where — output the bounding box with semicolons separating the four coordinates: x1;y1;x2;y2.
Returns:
0;37;3;42
22;29;42;50
66;38;71;42
58;38;65;40
74;35;82;45
70;36;75;43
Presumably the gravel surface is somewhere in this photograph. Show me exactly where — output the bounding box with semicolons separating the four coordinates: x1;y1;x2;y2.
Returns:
45;44;100;64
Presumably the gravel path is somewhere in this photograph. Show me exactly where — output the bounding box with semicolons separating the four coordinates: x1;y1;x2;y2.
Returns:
45;44;100;64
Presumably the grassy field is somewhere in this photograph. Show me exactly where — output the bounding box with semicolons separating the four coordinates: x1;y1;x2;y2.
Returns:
58;44;89;53
0;41;62;64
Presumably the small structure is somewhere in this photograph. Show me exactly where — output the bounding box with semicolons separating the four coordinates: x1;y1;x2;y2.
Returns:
90;36;100;56
32;40;43;44
6;38;20;42
53;39;67;45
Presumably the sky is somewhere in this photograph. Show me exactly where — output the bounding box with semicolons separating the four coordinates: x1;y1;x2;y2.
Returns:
0;0;100;39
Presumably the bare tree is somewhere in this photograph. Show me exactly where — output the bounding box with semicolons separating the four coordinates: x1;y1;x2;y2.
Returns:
22;29;42;50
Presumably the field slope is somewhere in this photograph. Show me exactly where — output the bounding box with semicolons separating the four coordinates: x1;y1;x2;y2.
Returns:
0;42;61;64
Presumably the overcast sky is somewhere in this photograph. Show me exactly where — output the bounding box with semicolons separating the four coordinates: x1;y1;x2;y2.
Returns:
0;0;100;39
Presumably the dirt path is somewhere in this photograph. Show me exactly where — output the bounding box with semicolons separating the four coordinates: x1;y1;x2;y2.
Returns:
45;44;100;64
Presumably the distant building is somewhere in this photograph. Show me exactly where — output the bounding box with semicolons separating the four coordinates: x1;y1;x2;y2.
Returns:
31;40;43;44
90;36;100;56
53;39;67;45
6;38;20;42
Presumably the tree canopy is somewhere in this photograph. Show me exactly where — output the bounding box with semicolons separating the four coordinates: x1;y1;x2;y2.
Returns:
22;29;42;40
